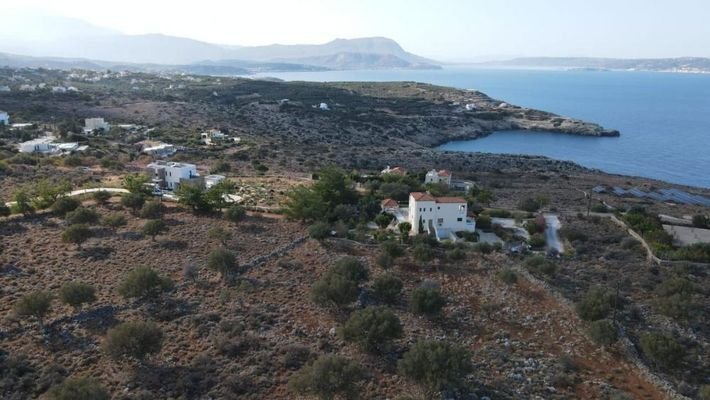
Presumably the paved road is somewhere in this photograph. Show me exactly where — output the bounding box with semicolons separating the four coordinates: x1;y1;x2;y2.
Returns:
544;214;564;254
2;187;129;207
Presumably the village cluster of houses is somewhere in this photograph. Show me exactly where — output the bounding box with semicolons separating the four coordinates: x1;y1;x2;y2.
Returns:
380;167;477;241
200;129;241;145
18;136;89;155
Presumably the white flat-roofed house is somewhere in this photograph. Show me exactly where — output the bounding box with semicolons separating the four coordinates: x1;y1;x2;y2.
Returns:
84;117;110;133
18;137;55;153
142;143;177;157
204;174;226;189
0;111;8;125
408;192;475;241
424;169;452;186
147;161;199;190
319;103;329;110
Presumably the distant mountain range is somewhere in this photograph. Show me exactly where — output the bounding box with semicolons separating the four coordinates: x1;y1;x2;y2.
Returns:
480;57;710;73
0;13;439;72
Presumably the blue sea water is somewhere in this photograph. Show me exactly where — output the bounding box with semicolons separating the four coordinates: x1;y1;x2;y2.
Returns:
254;67;710;188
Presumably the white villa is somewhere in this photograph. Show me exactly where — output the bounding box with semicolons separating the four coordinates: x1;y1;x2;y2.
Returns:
0;111;8;125
200;129;241;145
147;161;199;191
84;117;110;133
407;192;476;241
143;143;177;158
425;169;452;186
19;137;55;153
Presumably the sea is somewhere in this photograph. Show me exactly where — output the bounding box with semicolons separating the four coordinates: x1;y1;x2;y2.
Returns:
253;67;710;188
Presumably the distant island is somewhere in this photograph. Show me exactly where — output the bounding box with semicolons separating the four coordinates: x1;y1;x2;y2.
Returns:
477;56;710;74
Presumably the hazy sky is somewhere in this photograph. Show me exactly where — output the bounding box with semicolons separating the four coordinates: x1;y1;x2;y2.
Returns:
8;0;710;60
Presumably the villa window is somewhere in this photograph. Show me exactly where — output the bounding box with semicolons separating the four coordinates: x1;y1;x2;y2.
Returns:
437;218;443;226
457;217;463;222
459;205;465;213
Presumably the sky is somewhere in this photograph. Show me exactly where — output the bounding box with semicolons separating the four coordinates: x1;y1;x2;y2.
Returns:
6;0;710;60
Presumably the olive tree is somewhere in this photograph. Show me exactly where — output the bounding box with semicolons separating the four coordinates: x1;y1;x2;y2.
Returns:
339;306;403;352
288;355;365;400
59;282;96;312
398;340;472;395
14;291;53;330
105;321;163;361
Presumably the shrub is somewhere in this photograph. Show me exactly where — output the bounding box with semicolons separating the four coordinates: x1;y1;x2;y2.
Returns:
311;273;359;308
528;233;546;249
398;340;472;394
118;266;173;299
92;190;112;205
308;221;331;240
207;248;238;281
339;306;403;352
498;268;518;285
446;248;466;262
14;291;53;329
105;321;163;361
413;243;436;262
526;255;556;276
120;192;145;213
208;226;232;246
0;203;10;218
375;213;395;229
224;204;246;223
588;319;618;346
376;252;393;269
12;189;34;216
655;277;695;320
142;219;168;241
332;257;369;284
575;286;616;321
139;201;164;219
692;214;709;229
65;207;99;225
59;282;96;311
102;213;127;231
398;221;412;237
476;214;492;230
410;287;445;315
51;197;80;217
519;197;542;212
372;274;403;304
61;224;92;249
48;377;109;400
288;355;365;400
283;345;313;370
639;332;684;369
380;240;404;258
473;242;493;254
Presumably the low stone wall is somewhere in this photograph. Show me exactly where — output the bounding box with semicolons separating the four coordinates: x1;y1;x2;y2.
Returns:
241;234;309;270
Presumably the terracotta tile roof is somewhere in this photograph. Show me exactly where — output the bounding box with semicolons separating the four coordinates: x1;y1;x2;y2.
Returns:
410;192;436;201
437;169;452;177
381;198;399;208
434;196;466;204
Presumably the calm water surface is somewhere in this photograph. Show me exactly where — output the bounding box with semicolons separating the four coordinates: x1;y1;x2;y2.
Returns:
255;67;710;188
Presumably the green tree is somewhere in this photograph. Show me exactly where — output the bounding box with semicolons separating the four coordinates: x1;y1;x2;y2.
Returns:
105;321;163;361
312;167;358;208
575;286;616;321
380;240;404;258
14;290;53;330
207;248;238;282
51;197;80;217
339;306;403;352
398;221;412;239
65;207;100;225
142;219;168;241
331;257;369;283
311;273;359;308
288;355;365;400
48;378;109;400
59;282;96;311
12;189;35;216
410;287;445;315
309;221;331;240
282;185;327;223
376;252;393;269
92;190;112;206
639;332;685;369
375;213;394;229
224;204;246;223
176;182;211;213
372;274;403;304
62;224;92;250
398;340;472;395
588;319;618;346
121;192;145;214
102;213;127;232
122;174;151;195
118;266;173;299
139;200;164;219
33;179;71;209
205;180;235;211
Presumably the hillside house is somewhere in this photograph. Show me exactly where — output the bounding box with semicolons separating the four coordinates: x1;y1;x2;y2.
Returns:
425;169;452;186
143;143;177;157
18;137;55;153
381;198;400;213
0;111;8;125
147;161;199;190
84;117;110;133
408;192;476;241
319;103;330;110
204;174;226;189
381;166;408;176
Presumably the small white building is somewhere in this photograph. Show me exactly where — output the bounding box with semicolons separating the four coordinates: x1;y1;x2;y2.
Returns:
408;192;476;240
319;103;329;110
0;111;8;125
143;143;177;158
204;174;226;189
465;103;476;111
425;169;452;186
146;161;199;191
52;86;67;93
381;166;408;176
84;117;110;133
200;129;226;145
19;137;55;153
